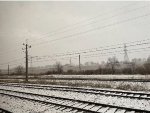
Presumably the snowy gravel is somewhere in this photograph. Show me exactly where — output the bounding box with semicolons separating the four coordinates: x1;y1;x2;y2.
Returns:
0;84;150;112
31;74;150;79
0;94;64;113
29;79;150;91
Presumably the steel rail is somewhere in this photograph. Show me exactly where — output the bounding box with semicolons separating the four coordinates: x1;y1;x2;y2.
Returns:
2;83;150;100
0;88;149;113
0;77;150;82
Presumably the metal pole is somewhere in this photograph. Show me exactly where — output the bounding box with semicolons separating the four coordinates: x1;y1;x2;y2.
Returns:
23;40;31;82
26;44;28;82
30;57;33;74
8;64;9;76
79;54;81;71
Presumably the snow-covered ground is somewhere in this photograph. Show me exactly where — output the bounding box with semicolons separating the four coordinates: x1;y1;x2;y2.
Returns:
0;84;150;112
1;74;149;79
0;94;65;113
30;74;150;91
3;82;150;94
29;79;150;91
1;74;149;91
30;74;150;79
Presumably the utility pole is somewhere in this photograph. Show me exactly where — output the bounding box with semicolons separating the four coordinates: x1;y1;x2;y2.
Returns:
79;54;81;71
23;40;31;82
69;57;72;70
8;64;9;76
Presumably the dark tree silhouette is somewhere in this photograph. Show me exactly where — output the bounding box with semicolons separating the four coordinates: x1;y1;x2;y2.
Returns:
107;56;119;74
15;65;24;75
55;62;63;74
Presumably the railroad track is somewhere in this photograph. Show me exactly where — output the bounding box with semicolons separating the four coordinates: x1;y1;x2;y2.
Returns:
0;77;150;82
29;77;150;82
0;88;149;113
2;83;150;100
0;108;11;113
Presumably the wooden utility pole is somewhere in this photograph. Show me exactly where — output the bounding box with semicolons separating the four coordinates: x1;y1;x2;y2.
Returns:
8;64;9;75
26;43;28;81
23;41;31;82
79;54;81;71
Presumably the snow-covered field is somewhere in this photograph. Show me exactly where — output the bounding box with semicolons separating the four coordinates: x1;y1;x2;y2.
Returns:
30;74;150;79
1;74;150;79
0;74;150;92
29;79;150;91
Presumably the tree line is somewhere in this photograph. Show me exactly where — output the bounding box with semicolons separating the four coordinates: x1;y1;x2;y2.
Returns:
45;56;150;75
1;56;150;75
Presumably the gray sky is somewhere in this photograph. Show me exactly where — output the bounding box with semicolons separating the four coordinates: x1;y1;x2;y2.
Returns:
0;1;150;68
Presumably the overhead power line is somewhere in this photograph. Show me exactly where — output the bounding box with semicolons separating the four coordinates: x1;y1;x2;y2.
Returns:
50;38;150;57
31;45;150;64
29;3;137;42
0;4;149;56
33;38;150;60
0;58;24;66
75;46;150;60
32;12;150;47
30;47;150;64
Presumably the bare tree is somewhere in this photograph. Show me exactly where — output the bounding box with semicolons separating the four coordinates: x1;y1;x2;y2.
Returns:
15;65;24;75
107;56;119;74
55;62;63;74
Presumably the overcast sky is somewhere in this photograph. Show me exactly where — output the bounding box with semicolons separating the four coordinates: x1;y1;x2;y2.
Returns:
0;1;150;68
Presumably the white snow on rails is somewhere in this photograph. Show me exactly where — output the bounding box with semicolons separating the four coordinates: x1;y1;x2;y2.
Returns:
0;83;150;113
